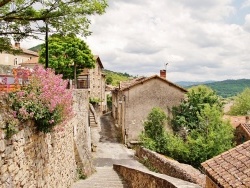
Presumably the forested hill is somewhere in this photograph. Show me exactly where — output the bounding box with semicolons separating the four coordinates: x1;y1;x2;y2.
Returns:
185;79;250;98
29;44;42;52
104;69;134;86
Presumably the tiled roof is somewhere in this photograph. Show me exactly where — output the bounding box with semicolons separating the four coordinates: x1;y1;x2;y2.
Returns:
118;75;187;92
238;123;250;137
94;55;104;69
223;115;246;128
20;57;39;65
119;76;147;90
201;140;250;187
12;46;39;56
21;48;39;56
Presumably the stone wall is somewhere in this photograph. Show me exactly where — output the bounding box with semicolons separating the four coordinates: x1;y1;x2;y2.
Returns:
113;164;201;188
0;90;94;188
135;147;205;187
235;124;250;145
119;78;186;142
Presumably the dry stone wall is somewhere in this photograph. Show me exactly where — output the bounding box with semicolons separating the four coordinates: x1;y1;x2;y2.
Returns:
135;147;205;187
114;164;201;188
0;90;94;188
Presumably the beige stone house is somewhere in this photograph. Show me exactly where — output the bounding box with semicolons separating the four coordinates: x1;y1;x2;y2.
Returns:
18;54;106;114
235;122;250;145
78;55;106;113
20;57;40;69
112;72;187;144
201;140;250;187
0;43;38;67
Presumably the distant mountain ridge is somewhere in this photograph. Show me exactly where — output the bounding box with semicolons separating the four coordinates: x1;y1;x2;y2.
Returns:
177;79;250;98
176;81;215;87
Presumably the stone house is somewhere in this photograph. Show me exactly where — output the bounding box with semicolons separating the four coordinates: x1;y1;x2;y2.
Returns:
20;57;40;69
201;140;250;187
77;55;106;113
235;122;250;145
0;43;38;67
19;54;107;113
112;72;187;144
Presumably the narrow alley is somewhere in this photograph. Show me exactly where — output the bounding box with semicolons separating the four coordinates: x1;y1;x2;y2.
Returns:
71;113;145;188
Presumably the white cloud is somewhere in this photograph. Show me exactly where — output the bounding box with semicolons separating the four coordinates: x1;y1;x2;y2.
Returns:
241;0;250;8
21;0;250;82
244;14;250;32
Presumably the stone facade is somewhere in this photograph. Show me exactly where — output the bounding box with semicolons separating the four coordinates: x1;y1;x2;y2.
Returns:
78;55;106;113
114;164;201;188
112;75;187;143
0;90;94;188
0;43;38;67
135;147;205;187
235;123;250;145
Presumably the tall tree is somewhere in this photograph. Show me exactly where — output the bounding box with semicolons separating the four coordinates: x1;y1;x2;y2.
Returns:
39;34;95;80
229;88;250;115
0;0;107;51
171;85;222;132
185;104;234;166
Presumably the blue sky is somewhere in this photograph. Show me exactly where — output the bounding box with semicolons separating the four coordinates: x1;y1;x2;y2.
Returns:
24;0;250;82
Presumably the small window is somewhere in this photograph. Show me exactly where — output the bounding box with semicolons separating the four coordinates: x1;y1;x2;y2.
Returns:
14;58;18;65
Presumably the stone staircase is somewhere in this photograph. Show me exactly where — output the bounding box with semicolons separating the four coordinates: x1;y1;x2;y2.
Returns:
72;167;127;188
89;111;98;127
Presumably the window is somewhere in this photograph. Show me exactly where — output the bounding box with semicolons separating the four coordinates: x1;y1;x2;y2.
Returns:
77;75;89;89
14;58;18;65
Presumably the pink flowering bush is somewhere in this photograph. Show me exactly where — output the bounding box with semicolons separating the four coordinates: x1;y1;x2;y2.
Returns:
9;66;73;133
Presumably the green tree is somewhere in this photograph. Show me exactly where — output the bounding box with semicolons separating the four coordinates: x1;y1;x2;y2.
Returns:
171;85;222;132
140;107;167;153
140;105;234;167
0;0;107;51
229;88;250;115
106;76;113;85
184;105;234;166
39;34;95;80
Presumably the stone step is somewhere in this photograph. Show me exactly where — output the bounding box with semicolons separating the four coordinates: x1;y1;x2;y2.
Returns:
72;167;127;188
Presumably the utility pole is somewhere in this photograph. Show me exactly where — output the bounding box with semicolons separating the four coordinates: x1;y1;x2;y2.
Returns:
45;21;49;68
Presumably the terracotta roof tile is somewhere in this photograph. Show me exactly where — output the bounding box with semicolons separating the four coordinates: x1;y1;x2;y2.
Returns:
201;140;250;187
240;123;250;137
20;57;39;65
223;115;246;128
12;46;39;56
118;75;187;93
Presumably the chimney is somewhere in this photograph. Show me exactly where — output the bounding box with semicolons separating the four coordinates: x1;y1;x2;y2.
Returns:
160;69;166;79
246;116;249;124
14;42;20;49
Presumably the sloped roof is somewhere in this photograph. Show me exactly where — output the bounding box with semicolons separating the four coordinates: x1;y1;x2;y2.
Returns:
223;115;246;129
20;57;39;65
94;55;104;69
118;75;187;92
21;48;39;56
12;46;38;56
237;123;250;137
201;140;250;187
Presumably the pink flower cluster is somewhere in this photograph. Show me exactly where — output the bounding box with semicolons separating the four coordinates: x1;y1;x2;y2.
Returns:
31;66;73;120
12;66;73;129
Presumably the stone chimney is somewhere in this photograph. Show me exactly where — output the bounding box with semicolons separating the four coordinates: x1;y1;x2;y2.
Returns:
14;42;20;49
160;69;166;79
246;116;249;123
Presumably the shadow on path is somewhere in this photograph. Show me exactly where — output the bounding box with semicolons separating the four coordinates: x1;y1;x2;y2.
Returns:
93;112;146;169
99;112;121;143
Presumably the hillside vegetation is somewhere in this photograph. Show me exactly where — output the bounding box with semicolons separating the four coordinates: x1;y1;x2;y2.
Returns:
29;44;42;52
104;69;134;86
187;79;250;98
